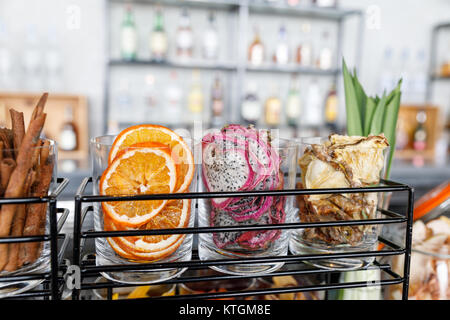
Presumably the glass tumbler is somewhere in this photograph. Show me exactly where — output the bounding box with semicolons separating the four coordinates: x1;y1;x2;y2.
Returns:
91;135;197;285
0;140;57;298
289;136;390;270
198;137;297;275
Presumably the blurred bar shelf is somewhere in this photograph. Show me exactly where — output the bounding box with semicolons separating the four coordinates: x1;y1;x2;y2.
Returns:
109;59;238;71
246;64;340;75
109;0;240;11
248;2;362;20
429;75;450;81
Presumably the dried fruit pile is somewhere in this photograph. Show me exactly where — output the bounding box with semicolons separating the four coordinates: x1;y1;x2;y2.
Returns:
202;124;285;251
100;125;194;261
297;134;389;245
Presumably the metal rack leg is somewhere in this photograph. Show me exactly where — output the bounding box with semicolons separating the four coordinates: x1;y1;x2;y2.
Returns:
72;196;82;300
401;187;414;300
49;199;59;300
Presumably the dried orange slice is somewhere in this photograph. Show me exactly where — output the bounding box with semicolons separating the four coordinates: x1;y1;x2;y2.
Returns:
100;142;177;227
104;199;191;255
109;125;194;192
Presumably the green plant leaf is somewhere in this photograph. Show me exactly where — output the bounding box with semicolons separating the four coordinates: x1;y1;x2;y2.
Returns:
342;59;363;136
363;97;377;136
369;91;388;135
382;79;402;179
352;69;367;132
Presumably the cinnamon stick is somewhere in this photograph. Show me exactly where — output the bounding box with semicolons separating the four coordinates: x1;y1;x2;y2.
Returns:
0;158;16;193
0;141;4;162
18;141;54;267
9;109;25;159
0;128;14;159
30;92;48;121
0;113;46;270
3;170;36;272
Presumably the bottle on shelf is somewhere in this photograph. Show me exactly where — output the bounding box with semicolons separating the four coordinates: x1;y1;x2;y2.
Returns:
22;24;43;92
410;49;427;104
303;78;322;126
165;70;183;125
202;11;219;60
58;104;78;152
176;8;194;60
413;110;428;151
264;85;282;126
45;26;64;92
115;78;134;122
210;74;225;125
395;117;410;151
398;47;412;103
295;22;313;68
241;81;262;125
143;74;158;120
248;26;264;66
317;30;333;70
286;0;300;6
120;5;138;61
273;25;289;65
188;70;204;117
323;82;338;129
285;74;301;127
315;0;338;7
378;47;395;94
150;7;168;62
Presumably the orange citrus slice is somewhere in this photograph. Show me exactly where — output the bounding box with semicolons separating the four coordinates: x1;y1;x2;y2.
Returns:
100;142;177;227
104;199;191;254
108;124;194;192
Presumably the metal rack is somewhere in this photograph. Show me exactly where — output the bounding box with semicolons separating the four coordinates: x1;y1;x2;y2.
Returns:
0;178;70;300
72;176;413;300
103;0;364;133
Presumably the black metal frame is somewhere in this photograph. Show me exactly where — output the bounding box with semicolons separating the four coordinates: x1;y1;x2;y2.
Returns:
0;178;70;300
72;176;414;301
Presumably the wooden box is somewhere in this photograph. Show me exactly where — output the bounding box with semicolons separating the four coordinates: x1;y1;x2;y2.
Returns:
395;105;443;160
0;92;88;161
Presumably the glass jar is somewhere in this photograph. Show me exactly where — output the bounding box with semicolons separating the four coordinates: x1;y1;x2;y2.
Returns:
90;135;197;285
198;126;298;275
290;136;390;270
0;140;57;298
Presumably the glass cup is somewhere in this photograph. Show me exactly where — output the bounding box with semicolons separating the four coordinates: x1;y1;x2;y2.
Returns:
0;140;57;298
198;137;298;275
289;136;390;270
91;135;197;285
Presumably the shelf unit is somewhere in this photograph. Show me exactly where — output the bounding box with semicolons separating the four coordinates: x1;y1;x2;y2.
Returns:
426;21;450;102
71;177;414;300
103;0;364;134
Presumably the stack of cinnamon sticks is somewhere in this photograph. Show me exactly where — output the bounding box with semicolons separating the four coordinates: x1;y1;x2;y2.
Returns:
0;93;54;272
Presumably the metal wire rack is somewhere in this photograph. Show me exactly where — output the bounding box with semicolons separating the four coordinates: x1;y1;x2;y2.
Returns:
72;176;414;301
0;178;70;300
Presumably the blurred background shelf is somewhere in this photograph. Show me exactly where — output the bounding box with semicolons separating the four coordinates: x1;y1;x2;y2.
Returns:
109;59;239;71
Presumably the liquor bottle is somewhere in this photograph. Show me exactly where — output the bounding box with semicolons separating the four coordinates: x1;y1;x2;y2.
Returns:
188;70;204;115
202;11;219;60
210;74;224;124
45;26;64;92
23;24;43;92
120;5;137;61
378;47;395;94
324;83;338;129
295;22;313;67
58;104;78;151
241;82;262;125
143;74;158;120
115;78;133;122
316;0;337;7
285;74;301;126
165;70;183;124
413;110;427;151
248;26;264;66
317;30;332;70
264;86;282;126
0;20;13;90
273;25;289;65
287;0;300;6
150;8;168;62
176;8;194;60
303;78;322;126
